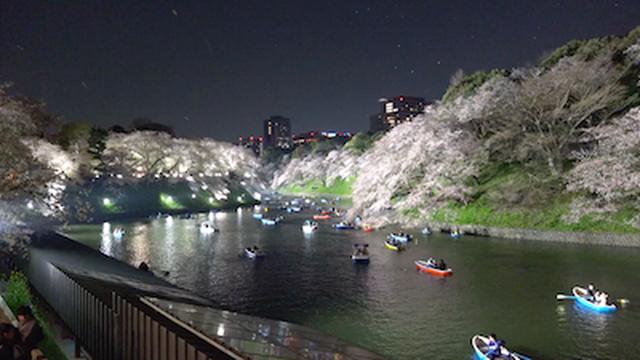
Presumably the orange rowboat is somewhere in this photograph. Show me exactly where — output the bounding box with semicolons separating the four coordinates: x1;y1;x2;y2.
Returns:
313;214;332;220
415;260;452;276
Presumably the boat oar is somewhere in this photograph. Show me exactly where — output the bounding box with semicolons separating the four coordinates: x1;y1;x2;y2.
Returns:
514;352;534;360
556;294;630;304
612;297;631;305
556;294;576;300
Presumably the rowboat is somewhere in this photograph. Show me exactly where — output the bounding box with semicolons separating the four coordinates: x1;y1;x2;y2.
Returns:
261;217;281;225
420;227;432;235
313;214;332;220
200;222;218;234
245;247;264;259
362;224;373;232
252;213;263;219
471;335;525;360
385;239;405;251
302;220;318;233
573;286;616;312
334;221;355;230
389;233;413;242
351;244;370;263
415;260;452;276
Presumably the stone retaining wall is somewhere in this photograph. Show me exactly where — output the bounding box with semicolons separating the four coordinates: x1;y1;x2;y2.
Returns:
432;223;640;247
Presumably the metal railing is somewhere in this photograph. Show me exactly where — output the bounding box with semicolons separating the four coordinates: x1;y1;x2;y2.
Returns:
26;252;242;360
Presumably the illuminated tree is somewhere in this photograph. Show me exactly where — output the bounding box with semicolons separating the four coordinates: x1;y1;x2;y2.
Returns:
484;56;628;175
349;111;482;227
565;107;640;223
100;131;264;200
0;84;65;253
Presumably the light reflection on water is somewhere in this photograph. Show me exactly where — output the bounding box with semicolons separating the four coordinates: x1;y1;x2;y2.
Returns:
60;209;640;360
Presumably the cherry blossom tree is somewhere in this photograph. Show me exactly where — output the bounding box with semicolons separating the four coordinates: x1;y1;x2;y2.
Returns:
0;84;65;253
565;107;640;224
486;56;628;175
348;111;482;227
101;131;264;200
271;149;360;190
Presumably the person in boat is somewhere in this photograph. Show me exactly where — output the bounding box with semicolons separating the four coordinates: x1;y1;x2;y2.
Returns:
487;333;506;359
595;291;609;306
437;259;447;270
426;257;436;267
357;245;368;255
587;283;596;298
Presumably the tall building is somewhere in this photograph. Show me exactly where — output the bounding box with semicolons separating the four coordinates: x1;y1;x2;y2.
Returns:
369;96;426;133
263;116;292;150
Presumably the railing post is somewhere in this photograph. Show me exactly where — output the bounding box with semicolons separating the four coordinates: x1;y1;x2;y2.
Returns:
112;292;121;360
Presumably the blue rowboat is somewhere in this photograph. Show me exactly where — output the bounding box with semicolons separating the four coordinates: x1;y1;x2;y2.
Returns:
261;218;280;225
334;221;355;230
389;233;413;242
471;335;526;360
252;213;263;219
245;247;264;259
573;286;616;312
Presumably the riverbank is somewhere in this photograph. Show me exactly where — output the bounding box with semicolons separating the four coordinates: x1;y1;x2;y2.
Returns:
64;178;259;223
427;222;640;247
275;190;640;247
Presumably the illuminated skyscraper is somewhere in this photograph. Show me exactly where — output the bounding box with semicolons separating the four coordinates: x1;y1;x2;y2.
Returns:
370;96;426;133
263;116;292;149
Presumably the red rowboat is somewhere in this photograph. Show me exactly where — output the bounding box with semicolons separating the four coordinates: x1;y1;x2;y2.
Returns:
415;260;452;276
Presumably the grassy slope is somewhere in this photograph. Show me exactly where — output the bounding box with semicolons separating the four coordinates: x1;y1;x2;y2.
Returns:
431;163;640;233
277;177;355;196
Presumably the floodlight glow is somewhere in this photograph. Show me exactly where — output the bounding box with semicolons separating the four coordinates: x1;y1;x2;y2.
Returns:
103;198;111;205
27;201;34;209
191;194;196;199
167;196;173;202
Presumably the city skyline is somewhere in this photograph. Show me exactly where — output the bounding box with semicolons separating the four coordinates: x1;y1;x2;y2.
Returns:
2;1;640;142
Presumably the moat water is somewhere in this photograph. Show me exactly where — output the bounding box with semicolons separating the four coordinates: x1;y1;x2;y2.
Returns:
59;207;640;359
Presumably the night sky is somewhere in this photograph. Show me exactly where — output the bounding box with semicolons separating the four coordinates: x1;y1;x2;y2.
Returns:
2;1;640;142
